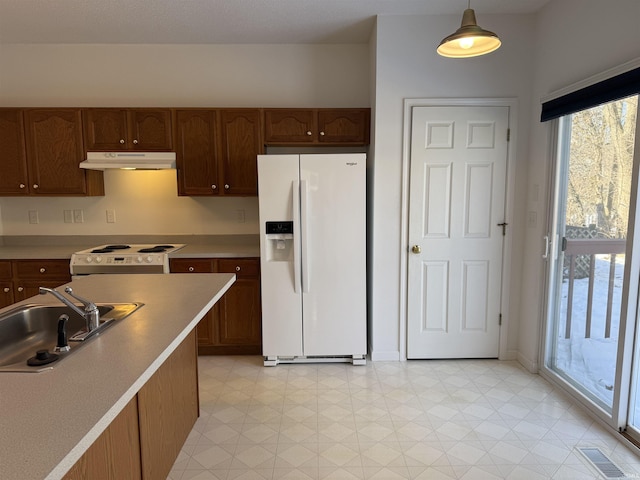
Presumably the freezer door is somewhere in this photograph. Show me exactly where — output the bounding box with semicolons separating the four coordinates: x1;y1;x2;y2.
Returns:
300;153;366;356
258;154;303;357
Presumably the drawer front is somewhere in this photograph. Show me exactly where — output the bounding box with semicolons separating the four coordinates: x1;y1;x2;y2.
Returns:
217;259;259;278
14;259;71;279
169;258;214;273
0;261;12;280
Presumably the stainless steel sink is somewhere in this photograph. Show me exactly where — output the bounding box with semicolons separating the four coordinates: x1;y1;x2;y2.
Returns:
0;302;143;373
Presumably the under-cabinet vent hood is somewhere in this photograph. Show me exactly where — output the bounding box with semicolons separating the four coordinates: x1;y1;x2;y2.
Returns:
80;152;176;170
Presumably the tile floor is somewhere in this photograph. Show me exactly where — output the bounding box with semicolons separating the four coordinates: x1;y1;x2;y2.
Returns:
169;356;640;479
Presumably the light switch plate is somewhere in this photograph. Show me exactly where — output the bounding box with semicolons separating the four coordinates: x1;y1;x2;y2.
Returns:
28;210;39;224
106;209;116;223
63;210;73;223
73;209;84;223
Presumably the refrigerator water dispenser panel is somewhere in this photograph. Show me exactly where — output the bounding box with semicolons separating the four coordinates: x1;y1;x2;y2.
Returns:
266;221;293;235
265;221;294;261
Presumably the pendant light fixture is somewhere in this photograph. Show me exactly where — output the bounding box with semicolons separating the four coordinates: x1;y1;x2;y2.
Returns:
437;0;501;58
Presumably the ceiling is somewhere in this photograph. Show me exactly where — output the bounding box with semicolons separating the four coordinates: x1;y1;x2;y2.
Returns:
0;0;550;45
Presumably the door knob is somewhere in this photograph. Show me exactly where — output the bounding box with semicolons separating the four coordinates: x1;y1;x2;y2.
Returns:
411;245;421;254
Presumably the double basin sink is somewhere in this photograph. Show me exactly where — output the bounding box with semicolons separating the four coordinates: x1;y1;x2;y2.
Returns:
0;302;143;372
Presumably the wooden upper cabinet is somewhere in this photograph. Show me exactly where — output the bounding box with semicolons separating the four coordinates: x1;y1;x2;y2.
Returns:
220;109;263;196
0;109;29;195
174;110;220;196
24;109;104;196
264;109;316;144
317;109;370;144
83;108;172;151
264;108;370;145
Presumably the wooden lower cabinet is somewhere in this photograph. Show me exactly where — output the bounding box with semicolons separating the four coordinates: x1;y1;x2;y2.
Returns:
62;397;141;480
0;259;72;309
63;330;198;480
169;257;262;355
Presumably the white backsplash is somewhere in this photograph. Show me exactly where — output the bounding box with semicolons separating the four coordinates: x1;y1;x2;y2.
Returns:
0;169;259;236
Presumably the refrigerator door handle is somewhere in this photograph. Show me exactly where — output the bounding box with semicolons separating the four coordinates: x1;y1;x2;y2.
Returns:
300;179;310;293
293;179;302;293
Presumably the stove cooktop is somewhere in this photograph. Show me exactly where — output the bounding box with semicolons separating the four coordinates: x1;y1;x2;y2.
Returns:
76;244;186;255
70;244;186;274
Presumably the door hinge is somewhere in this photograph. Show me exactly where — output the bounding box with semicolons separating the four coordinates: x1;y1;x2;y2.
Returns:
499;313;502;326
507;129;510;141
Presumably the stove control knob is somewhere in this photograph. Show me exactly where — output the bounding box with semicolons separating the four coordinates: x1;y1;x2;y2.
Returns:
136;256;143;263
145;256;154;263
95;256;103;263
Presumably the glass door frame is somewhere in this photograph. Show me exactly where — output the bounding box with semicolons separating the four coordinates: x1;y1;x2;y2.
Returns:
539;111;640;434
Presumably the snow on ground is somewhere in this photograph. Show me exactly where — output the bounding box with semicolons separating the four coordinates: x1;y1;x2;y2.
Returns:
555;255;624;407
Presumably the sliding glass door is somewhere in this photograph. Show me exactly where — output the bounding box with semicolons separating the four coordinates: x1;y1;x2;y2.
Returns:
545;94;639;428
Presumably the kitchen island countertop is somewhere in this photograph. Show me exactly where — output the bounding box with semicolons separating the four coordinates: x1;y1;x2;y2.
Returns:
0;273;235;480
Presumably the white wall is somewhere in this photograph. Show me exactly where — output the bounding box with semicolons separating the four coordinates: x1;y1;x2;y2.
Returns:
0;44;369;235
519;0;640;371
370;13;536;361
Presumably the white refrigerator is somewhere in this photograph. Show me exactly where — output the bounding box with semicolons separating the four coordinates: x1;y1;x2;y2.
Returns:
258;153;366;366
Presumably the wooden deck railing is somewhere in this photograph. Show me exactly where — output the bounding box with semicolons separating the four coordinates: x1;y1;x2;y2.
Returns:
564;238;626;339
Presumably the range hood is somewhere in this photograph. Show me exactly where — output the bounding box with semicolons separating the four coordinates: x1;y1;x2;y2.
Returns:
80;152;176;170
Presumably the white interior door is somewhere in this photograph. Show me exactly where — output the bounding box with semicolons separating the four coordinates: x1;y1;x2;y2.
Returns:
407;106;509;359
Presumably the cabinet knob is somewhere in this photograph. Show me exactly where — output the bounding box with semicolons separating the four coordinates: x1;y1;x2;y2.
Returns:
306;131;312;136
39;267;46;273
188;266;195;272
3;287;9;293
224;184;230;190
19;183;25;189
133;139;139;145
235;266;241;272
211;185;217;190
33;184;39;189
119;139;125;144
17;286;24;292
320;131;325;136
411;245;422;254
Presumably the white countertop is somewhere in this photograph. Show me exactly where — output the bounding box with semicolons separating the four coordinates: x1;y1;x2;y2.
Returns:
0;273;235;480
0;238;259;260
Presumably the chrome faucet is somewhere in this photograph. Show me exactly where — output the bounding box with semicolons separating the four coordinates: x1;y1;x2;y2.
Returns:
39;287;100;332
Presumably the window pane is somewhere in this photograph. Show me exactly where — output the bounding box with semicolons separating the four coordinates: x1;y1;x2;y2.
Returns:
548;95;637;411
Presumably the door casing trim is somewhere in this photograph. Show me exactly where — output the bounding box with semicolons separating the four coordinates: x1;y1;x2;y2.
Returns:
400;97;518;361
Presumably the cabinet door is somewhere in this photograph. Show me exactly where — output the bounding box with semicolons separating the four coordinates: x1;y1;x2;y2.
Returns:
174;110;220;196
128;109;172;150
83;109;129;150
216;259;261;349
169;258;216;346
317;109;370;144
0;109;29;195
220;110;262;196
24;109;99;195
0;282;14;309
264;109;316;144
0;261;14;308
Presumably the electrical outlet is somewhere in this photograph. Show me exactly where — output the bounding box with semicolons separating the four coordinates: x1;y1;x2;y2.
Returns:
28;210;39;224
63;210;73;223
528;211;537;228
106;209;116;223
236;209;246;223
73;209;84;223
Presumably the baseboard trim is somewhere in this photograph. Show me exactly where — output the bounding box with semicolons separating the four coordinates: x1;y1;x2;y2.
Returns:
517;352;539;373
370;350;401;362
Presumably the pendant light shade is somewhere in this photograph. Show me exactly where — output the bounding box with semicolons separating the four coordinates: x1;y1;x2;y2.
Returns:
437;6;501;58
